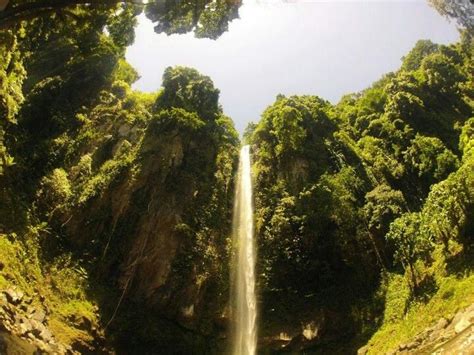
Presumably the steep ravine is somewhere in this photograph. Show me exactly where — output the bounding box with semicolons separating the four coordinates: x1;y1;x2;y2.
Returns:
0;28;473;355
1;66;240;353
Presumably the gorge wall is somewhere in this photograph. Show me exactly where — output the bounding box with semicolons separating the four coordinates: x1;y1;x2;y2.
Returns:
0;6;473;354
246;34;474;353
1;14;239;351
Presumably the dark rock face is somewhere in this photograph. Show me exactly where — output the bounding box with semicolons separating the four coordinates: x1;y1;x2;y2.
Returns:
61;116;237;350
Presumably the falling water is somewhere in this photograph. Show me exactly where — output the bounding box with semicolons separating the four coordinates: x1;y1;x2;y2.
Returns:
231;145;257;355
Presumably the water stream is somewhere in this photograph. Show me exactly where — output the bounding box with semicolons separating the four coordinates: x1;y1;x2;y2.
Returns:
231;145;257;355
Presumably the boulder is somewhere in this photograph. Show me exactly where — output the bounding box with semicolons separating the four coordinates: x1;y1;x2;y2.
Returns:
30;310;46;323
433;317;449;331
29;320;47;337
3;289;24;305
18;322;31;335
39;327;53;343
0;293;7;305
398;343;407;350
454;318;471;334
453;307;474;334
405;340;420;350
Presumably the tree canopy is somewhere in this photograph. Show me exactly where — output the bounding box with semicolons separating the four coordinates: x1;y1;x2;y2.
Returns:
0;0;243;39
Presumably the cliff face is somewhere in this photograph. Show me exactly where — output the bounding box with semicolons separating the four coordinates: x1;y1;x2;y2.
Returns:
0;6;245;351
60;74;238;351
247;35;473;353
1;61;238;351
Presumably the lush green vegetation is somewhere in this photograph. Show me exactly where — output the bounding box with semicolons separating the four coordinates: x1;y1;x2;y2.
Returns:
0;4;239;352
247;31;473;352
0;0;473;353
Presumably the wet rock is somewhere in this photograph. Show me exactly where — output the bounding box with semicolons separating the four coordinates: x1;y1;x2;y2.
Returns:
214;311;229;330
36;339;51;352
4;304;15;317
48;343;61;353
302;321;319;340
0;331;38;354
452;310;464;325
3;321;13;332
386;303;474;354
428;318;450;342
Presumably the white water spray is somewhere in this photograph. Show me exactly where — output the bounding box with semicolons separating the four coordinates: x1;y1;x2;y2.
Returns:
231;145;257;355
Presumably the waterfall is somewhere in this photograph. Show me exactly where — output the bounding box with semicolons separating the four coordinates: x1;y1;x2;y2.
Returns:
231;145;257;355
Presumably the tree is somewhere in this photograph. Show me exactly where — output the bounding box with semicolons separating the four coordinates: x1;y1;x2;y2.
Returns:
401;40;439;71
459;117;474;159
403;134;458;185
271;105;306;158
0;0;243;39
242;122;257;144
146;0;242;40
420;53;464;96
386;213;432;290
363;184;407;268
423;162;473;249
154;66;221;121
357;136;405;181
364;185;407;238
0;30;25;174
36;168;72;217
428;0;474;31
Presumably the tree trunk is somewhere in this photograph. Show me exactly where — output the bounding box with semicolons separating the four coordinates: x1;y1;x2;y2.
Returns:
364;222;388;270
409;262;418;292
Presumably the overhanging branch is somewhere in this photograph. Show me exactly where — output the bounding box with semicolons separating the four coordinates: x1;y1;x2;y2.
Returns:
0;0;143;28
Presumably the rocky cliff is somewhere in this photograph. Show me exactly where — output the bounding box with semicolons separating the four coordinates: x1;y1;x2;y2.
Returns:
1;65;239;352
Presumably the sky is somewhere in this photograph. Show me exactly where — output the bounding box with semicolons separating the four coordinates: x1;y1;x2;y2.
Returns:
126;0;460;133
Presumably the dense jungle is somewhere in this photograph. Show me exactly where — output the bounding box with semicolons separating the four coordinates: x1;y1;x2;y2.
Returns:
0;0;473;354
